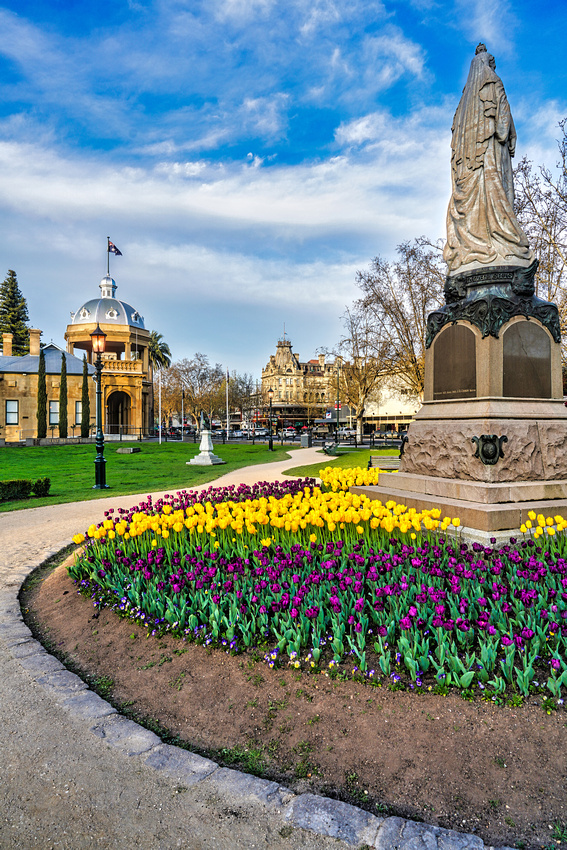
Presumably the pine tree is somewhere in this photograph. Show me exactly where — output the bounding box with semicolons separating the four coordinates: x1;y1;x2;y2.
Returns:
81;354;90;438
0;270;30;355
37;348;47;438
59;352;68;438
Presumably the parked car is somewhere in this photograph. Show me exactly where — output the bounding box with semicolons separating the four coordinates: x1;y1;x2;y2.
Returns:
231;430;245;438
253;428;269;437
278;427;297;438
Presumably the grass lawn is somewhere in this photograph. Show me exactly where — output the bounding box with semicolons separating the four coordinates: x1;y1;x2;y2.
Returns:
283;447;397;479
0;442;294;512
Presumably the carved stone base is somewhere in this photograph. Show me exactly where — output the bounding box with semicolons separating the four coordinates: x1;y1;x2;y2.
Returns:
400;398;567;482
355;397;567;534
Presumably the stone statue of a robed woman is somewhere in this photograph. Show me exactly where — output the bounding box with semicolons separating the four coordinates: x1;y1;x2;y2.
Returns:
443;43;534;277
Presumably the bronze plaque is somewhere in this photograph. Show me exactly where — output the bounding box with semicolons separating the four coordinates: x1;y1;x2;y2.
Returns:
503;321;551;398
433;324;476;400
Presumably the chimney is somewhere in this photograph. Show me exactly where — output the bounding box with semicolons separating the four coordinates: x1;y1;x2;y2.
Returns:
2;332;13;356
29;329;41;356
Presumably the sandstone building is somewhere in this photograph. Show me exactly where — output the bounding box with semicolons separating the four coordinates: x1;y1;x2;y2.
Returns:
0;272;153;442
65;274;153;437
0;329;95;442
261;336;338;427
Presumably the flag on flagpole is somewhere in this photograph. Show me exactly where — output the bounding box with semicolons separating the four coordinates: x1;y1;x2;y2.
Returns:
108;240;122;256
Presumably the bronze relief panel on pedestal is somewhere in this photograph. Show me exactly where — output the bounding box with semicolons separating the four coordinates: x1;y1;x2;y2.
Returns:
433;324;477;400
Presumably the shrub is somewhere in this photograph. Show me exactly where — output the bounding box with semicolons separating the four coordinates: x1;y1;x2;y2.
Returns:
0;479;33;501
32;477;51;497
37;348;47;439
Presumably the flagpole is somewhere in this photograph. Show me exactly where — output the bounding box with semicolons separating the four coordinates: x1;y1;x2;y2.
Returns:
107;237;110;276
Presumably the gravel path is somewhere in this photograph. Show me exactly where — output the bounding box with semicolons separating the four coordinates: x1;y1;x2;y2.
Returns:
0;449;512;849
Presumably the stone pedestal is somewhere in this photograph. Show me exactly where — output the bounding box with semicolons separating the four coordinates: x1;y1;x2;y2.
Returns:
187;430;225;466
357;264;567;535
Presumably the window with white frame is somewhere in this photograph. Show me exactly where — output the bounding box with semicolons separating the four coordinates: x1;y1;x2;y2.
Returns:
75;401;82;424
5;400;18;425
49;401;59;425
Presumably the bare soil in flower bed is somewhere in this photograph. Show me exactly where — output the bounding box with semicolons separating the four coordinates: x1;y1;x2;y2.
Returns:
23;559;567;850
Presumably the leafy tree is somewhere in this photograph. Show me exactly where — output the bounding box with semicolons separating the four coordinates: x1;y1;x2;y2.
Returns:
148;331;172;430
37;348;47;438
355;238;444;396
81;354;90;438
0;270;30;355
59;352;68;438
148;330;172;370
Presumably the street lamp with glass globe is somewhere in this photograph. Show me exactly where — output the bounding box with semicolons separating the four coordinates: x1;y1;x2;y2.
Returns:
90;324;109;489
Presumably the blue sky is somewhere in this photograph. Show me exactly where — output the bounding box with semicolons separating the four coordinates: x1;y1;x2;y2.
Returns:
1;0;566;377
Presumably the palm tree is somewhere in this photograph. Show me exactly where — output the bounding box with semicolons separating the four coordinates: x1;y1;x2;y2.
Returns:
148;331;171;438
148;331;172;370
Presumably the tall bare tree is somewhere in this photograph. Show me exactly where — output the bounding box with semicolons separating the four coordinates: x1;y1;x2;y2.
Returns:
301;376;327;427
355;238;444;396
333;306;388;439
226;371;256;428
164;354;225;427
514;124;567;341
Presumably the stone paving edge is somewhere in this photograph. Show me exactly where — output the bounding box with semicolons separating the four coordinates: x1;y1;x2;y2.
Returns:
0;543;517;850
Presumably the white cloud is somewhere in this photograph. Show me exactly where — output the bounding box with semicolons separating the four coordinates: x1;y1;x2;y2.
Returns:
0;99;453;370
334;112;390;146
299;0;342;37
213;0;275;23
242;93;290;139
454;0;517;55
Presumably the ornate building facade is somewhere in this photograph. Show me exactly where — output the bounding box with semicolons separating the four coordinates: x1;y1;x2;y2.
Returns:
261;337;338;427
64;274;153;436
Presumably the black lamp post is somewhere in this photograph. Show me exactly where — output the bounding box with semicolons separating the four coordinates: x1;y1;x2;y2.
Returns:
268;388;274;451
335;358;340;442
91;324;109;489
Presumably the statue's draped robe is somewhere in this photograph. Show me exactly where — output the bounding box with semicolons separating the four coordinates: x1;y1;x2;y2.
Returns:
443;51;534;275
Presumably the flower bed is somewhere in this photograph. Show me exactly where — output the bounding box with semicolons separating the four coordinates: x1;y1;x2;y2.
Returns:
319;466;382;490
69;469;567;705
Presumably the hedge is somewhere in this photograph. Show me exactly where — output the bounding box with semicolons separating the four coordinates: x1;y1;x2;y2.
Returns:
0;477;51;501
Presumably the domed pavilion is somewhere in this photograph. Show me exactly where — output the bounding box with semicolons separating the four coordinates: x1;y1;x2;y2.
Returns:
64;274;153;437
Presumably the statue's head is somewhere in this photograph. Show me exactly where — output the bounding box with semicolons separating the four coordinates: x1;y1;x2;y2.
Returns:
474;42;495;71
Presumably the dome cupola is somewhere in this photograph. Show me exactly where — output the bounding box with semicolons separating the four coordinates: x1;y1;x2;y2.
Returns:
70;275;145;329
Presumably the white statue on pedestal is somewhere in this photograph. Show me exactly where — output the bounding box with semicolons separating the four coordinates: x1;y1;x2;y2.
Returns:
187;411;225;466
443;44;534;276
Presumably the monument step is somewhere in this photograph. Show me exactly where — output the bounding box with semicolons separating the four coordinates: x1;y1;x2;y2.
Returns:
351;483;567;534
